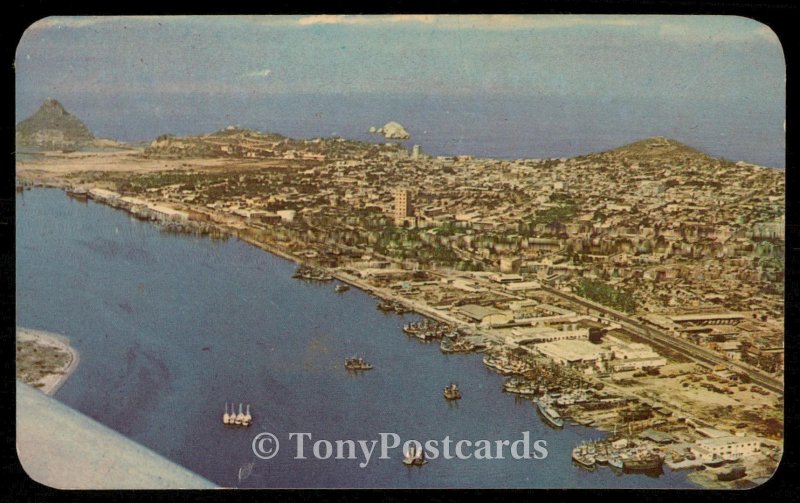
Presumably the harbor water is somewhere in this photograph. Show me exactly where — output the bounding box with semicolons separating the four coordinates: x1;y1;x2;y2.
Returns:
16;188;697;488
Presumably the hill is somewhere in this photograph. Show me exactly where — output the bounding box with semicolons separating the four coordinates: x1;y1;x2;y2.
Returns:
16;99;95;149
586;136;719;166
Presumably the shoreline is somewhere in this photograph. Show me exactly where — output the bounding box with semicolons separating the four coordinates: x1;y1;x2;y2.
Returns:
16;327;80;396
16;184;773;489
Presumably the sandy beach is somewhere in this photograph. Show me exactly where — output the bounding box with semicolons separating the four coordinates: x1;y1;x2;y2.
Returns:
16;327;80;395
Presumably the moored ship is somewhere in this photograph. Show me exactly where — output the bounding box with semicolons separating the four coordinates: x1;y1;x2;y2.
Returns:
502;377;537;395
535;397;564;429
572;445;596;469
293;265;333;281
622;450;664;473
66;188;89;201
717;465;746;481
441;337;476;354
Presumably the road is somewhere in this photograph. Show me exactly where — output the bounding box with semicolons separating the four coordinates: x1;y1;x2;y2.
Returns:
541;287;784;394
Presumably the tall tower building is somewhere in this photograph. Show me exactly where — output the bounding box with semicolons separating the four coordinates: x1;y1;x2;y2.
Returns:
411;144;420;160
394;189;412;226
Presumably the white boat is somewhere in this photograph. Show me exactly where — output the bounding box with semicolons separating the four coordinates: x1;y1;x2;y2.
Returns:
403;445;428;466
535;398;564;429
235;403;245;425
223;402;232;425
243;404;252;427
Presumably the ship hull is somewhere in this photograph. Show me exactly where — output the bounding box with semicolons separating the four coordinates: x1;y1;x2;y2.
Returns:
536;402;564;429
623;458;664;473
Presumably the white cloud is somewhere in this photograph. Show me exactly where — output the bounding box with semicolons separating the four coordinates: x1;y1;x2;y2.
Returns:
297;15;436;27
293;14;654;30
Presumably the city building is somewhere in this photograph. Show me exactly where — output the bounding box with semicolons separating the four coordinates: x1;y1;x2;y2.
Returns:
394;188;413;226
692;436;761;462
458;304;513;327
535;339;612;366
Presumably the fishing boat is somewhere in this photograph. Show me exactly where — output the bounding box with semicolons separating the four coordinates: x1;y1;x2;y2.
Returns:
440;338;455;353
402;445;428;466
66;188;89;201
223;402;252;427
443;383;462;400
345;356;373;371
234;403;245;425
483;354;508;372
609;456;624;470
717;465;746;481
242;404;252;427
535;398;564;429
502;378;537;395
441;337;475;354
334;284;350;293
293;265;333;281
623;450;664;472
703;455;726;468
572;446;596;469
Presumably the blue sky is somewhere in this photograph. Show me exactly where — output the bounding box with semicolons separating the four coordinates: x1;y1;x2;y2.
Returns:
16;15;784;100
14;15;786;163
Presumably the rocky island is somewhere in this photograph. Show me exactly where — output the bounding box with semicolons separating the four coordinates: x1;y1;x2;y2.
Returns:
370;121;410;140
15;99;784;489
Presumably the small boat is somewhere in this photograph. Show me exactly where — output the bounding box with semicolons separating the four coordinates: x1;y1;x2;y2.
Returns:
573;453;596;470
223;402;232;425
335;284;350;293
535;398;564;429
609;456;624;470
703;455;726;468
623;451;664;472
440;338;455;353
242;404;252;427
503;378;537;395
717;465;746;481
572;445;597;469
293;265;333;281
378;300;412;314
345;356;374;371
402;445;428;466
443;383;462;400
223;402;252;427
66;188;89;201
235;403;245;425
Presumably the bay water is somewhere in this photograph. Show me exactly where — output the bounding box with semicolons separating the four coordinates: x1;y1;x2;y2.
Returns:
16;188;697;488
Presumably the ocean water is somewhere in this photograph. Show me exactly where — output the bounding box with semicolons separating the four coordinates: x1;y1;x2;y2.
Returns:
16;189;698;488
17;93;785;168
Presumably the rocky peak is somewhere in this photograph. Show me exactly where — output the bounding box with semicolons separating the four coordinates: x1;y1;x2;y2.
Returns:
16;98;95;149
